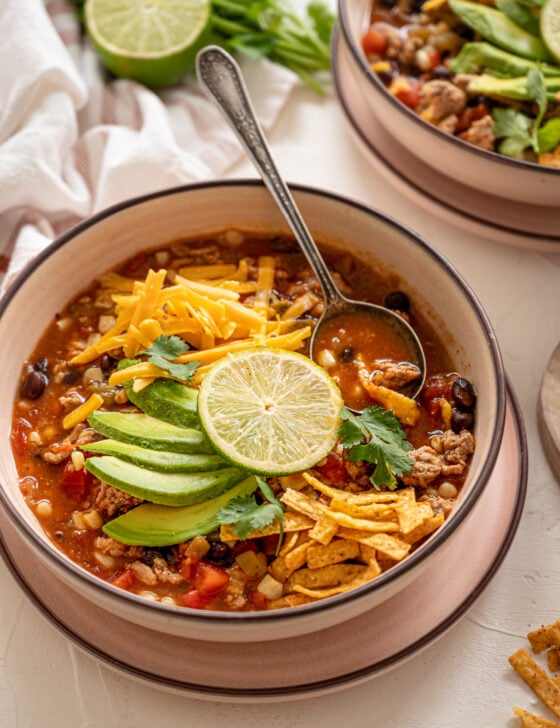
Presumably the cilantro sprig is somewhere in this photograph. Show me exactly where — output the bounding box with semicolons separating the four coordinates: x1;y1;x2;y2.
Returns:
216;476;285;552
338;406;414;490
139;335;200;381
493;68;560;157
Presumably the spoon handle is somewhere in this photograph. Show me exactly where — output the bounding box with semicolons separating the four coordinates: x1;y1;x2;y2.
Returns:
196;45;343;307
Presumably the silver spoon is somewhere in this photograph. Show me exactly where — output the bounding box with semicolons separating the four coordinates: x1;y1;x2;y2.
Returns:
196;46;426;404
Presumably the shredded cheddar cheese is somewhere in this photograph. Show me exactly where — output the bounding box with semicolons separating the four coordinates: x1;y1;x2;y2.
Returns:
62;393;104;430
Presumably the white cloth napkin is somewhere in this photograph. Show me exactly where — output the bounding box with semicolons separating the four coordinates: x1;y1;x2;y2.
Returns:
0;0;299;293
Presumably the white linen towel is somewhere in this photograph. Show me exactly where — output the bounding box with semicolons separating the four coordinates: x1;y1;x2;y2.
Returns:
0;0;299;292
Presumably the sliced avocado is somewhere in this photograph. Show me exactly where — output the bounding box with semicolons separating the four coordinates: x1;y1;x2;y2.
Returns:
449;0;552;61
124;379;199;430
102;475;259;546
86;456;245;506
88;411;213;453
83;439;226;472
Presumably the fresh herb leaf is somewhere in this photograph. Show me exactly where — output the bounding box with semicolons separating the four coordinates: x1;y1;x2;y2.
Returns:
492;107;533;156
210;0;335;93
140;335;199;381
338;406;413;490
538;117;560;153
216;476;285;551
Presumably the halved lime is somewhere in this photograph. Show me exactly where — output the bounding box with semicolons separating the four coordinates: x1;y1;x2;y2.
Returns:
84;0;211;88
541;0;560;62
197;348;344;476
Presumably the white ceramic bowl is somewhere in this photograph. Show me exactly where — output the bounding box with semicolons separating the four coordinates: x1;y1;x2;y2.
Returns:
0;181;506;642
337;0;560;240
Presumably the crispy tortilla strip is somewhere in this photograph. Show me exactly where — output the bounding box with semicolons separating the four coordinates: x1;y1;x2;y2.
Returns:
396;488;434;534
337;528;411;561
306;539;360;569
219;511;314;541
281;488;326;521
323;510;400;533
292;563;381;599
329;497;397;520
512;708;560;727
549;648;560;673
309;514;339;545
401;513;445;544
509;649;560;718
278;531;300;557
268;593;315;609
529;621;560;654
269;541;312;582
303;471;399;503
288;563;366;591
359;544;381;570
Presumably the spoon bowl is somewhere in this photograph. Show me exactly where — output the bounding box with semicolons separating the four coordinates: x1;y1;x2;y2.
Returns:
195;45;426;408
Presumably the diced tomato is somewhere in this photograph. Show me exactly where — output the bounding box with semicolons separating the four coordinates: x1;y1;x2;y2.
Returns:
456;102;491;133
124;251;148;275
60;461;92;501
362;26;388;56
315;452;348;486
11;418;32;457
178;589;210;609
394;79;421;109
231;540;259;557
178;557;194;581
110;568;135;591
193;562;229;596
261;534;281;556
249;591;269;610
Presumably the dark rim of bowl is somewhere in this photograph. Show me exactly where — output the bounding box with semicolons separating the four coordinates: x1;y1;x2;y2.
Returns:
0;179;507;628
337;0;560;176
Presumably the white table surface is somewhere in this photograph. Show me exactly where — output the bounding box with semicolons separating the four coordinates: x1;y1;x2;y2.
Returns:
2;17;560;728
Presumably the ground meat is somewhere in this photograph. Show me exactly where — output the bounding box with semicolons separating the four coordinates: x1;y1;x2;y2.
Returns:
94;535;144;559
439;429;475;475
370;360;422;390
460;114;495;151
401;445;442;487
383;27;424;66
341;453;373;487
42;424;97;464
152;557;184;585
95;481;143;517
130;560;158;586
418;79;467;124
223;566;249;610
419;492;455;518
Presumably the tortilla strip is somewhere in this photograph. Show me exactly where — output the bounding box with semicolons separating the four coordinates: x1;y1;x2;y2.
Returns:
549;648;560;673
401;513;445;544
288;563;366;590
529;621;560;654
292;563;382;599
512;708;560;727
336;528;411;561
219;511;314;541
306;539;360;569
303;471;399;503
324;509;400;533
509;649;560;718
308;514;339;545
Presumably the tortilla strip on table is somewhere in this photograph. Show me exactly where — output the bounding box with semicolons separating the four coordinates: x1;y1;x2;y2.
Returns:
509;649;560;718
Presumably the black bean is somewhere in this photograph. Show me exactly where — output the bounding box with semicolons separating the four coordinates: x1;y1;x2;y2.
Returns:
450;407;473;433
452;377;476;410
20;368;48;400
377;69;394;86
99;354;116;374
206;541;233;566
431;65;452;80
384;290;411;313
34;358;49;374
339;347;355;363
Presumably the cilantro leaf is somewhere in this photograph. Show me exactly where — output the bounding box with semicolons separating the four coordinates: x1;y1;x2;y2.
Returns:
492;107;533;157
216;476;285;551
139;335;199;381
538;117;560;154
338;406;413;490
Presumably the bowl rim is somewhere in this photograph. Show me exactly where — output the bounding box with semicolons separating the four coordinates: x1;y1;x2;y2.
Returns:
337;0;560;176
0;178;507;628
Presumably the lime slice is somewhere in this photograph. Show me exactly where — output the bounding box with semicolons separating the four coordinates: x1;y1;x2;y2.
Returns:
197;348;344;476
84;0;211;88
541;0;560;62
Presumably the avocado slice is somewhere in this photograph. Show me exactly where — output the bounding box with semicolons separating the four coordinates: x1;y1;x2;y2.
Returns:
86;456;245;506
449;0;552;61
83;439;226;472
88;411;213;453
102;475;259;546
124;379;199;430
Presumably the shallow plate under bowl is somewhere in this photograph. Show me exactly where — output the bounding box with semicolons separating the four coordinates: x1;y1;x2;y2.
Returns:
0;385;526;702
